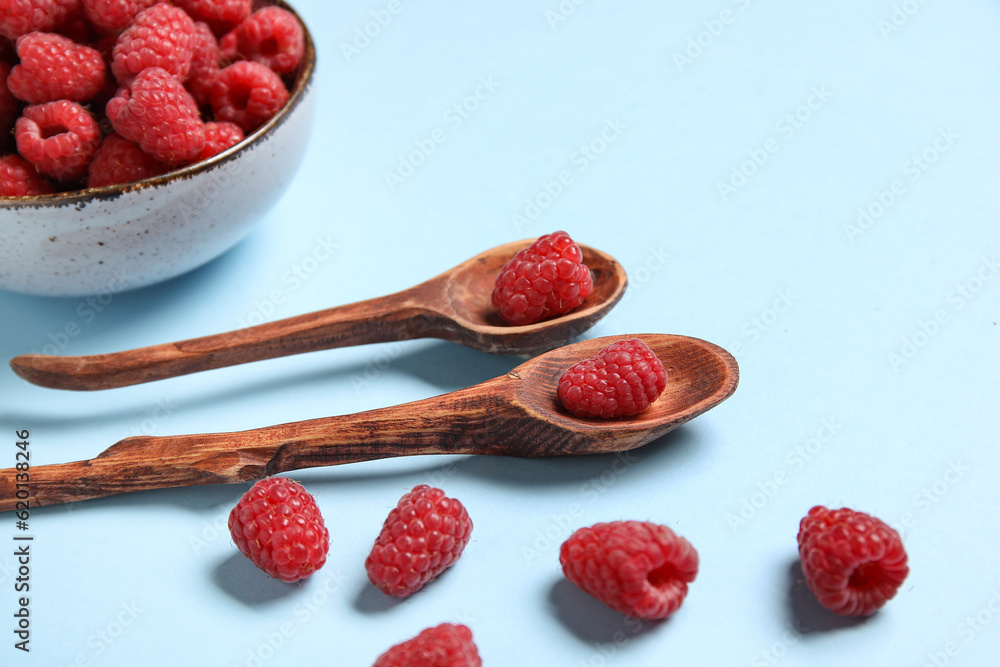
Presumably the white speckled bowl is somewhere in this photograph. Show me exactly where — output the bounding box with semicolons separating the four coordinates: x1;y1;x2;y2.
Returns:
0;1;316;298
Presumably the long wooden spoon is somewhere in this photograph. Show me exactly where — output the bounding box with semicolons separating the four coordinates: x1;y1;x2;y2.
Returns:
0;334;738;512
9;240;627;391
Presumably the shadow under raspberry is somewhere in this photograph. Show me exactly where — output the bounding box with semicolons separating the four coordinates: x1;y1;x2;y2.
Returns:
212;551;303;606
351;558;465;616
547;577;666;646
785;557;871;634
352;579;402;614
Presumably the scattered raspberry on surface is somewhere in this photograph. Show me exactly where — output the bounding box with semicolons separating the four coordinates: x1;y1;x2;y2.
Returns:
0;154;56;196
491;230;594;326
7;32;106;103
560;520;699;620
87;132;168;187
0;0;81;40
210;59;289;132
196;120;244;161
14;99;100;182
365;485;473;598
232;5;303;75
797;505;909;617
185;21;220;108
106;66;205;165
228;476;329;583
373;623;482;667
81;0;157;34
558;338;667;419
172;0;250;36
111;2;195;85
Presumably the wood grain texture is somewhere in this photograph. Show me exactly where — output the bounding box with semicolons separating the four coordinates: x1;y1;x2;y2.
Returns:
9;241;627;390
0;334;738;511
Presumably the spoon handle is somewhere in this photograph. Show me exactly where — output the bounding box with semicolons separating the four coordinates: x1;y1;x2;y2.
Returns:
0;381;511;511
9;285;450;391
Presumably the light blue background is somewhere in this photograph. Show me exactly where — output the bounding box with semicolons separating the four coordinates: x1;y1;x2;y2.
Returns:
1;0;999;664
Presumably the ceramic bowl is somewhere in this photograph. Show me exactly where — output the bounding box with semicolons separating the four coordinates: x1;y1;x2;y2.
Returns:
0;0;316;298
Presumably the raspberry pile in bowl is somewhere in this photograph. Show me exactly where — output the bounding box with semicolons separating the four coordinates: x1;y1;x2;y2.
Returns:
0;0;318;297
0;0;306;195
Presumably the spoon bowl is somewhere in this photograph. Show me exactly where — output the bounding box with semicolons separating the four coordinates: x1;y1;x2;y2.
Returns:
9;238;628;390
439;240;627;354
506;334;739;450
0;334;738;511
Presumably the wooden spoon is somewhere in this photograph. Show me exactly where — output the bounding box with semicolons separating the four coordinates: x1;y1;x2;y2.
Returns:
9;240;627;391
0;334;738;512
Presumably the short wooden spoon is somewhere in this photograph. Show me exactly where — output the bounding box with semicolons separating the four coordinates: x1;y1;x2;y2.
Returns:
0;334;738;512
9;239;627;391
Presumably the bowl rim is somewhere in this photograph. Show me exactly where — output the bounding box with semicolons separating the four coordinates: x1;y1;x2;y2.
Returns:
0;0;316;210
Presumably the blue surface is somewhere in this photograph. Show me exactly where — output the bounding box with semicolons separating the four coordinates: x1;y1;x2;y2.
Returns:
2;0;999;664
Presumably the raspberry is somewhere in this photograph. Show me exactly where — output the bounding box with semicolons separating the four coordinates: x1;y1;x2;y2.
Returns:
82;0;157;35
218;26;237;63
231;6;304;75
7;32;106;103
491;231;594;325
365;485;473;598
171;0;249;36
15;99;100;182
560;520;698;620
1;154;56;196
196;120;243;161
0;0;81;40
228;476;329;583
111;2;195;85
557;338;667;419
210;60;289;133
373;623;482;667
106;66;205;165
185;21;220;108
797;506;909;617
87;132;168;187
